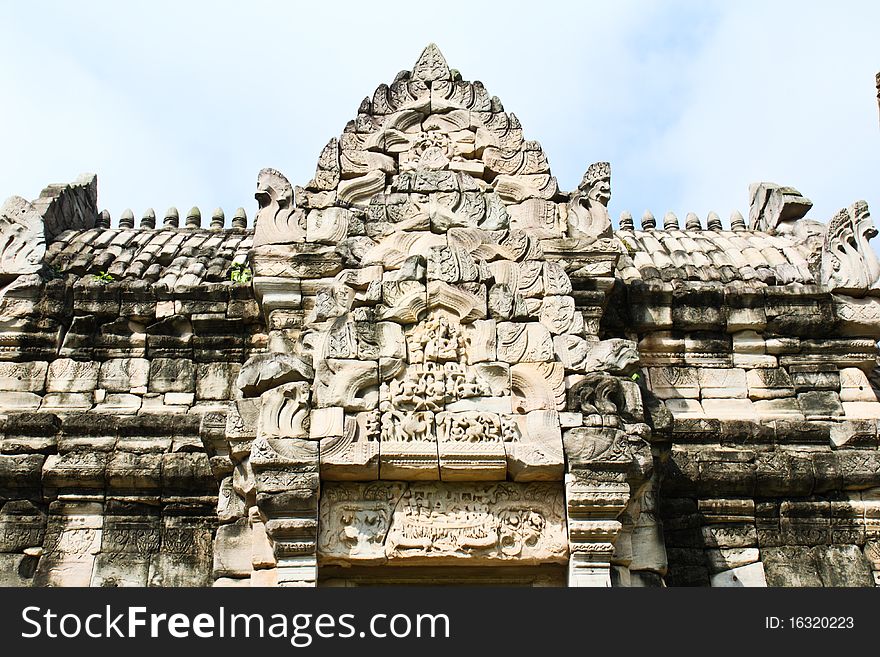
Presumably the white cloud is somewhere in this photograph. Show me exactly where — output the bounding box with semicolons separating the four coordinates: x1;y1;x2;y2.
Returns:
0;1;878;234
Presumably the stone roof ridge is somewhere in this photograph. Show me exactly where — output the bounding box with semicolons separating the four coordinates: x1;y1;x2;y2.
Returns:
614;210;748;232
106;206;251;231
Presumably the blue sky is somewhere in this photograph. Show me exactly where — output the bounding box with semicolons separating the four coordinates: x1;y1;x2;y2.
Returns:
1;1;878;229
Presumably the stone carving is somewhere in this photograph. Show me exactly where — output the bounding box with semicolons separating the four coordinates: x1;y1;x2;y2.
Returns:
582;338;640;375
496;322;554;363
436;411;507;480
568;374;625;418
0;196;46;277
237;353;313;398
510;362;565;412
504;410;565;481
567;162;613;240
412;43;451;83
748;182;813;234
313;359;379;411
253;168;304;247
258;382;311;439
320;410;380;480
820;201;880;296
563;427;633;466
319;482;567;565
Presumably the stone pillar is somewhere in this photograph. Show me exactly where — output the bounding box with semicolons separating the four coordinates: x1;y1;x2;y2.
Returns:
566;470;630;586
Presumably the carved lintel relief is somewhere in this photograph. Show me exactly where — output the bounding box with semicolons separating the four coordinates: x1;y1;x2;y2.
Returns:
318;482;567;565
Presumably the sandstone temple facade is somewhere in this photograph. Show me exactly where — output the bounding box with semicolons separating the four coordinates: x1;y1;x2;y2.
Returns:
1;46;879;587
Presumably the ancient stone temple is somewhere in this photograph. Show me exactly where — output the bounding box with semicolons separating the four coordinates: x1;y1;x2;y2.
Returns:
1;46;879;587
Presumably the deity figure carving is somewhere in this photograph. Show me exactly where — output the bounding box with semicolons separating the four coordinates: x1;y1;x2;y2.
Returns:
567;161;612;240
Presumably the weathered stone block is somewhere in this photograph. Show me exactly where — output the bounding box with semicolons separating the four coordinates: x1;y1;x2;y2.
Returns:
797;390;843;420
161;452;215;491
212;518;253;578
0;361;48;393
99;358;151;392
709;561;766;587
106;452;162;489
0;500;46;551
646;366;700;399
91;554;151;587
46;358;99;392
195;362;241;400
753;398;805;421
42;452;106;489
789;364;840;392
0;392;42;411
698;368;747;399
0;453;47;489
0;553;39;586
842;401;880;419
148;358;195;393
700;398;757;419
746;367;794;400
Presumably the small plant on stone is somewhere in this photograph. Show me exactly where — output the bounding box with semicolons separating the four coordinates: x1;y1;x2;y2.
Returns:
44;264;64;280
620;238;637;255
229;262;252;284
93;271;114;284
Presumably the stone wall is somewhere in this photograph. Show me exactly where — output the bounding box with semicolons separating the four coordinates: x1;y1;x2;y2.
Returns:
0;185;263;586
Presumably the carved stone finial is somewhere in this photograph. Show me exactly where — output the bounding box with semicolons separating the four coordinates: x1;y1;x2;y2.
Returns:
663;212;679;230
253;168;302;246
412;43;451;82
210;208;225;230
876;71;880;126
119;208;135;229
0;196;46;277
820;200;880;297
707;211;722;230
232;207;248;230
748;182;812;233
31;173;98;238
164;207;179;228
97;209;111;229
185;206;201;228
140;208;156;229
619;211;634;230
730;210;746;231
567;161;612;240
685;212;701;230
641;210;656;230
